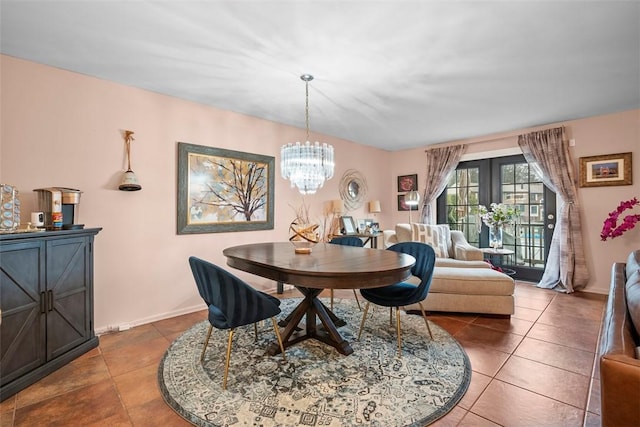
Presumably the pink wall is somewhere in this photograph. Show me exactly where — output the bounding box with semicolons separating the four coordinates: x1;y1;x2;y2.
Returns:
388;110;640;294
2;55;638;331
0;55;391;331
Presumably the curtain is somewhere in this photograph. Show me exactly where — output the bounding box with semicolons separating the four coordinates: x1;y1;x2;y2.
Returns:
420;145;466;224
518;127;589;293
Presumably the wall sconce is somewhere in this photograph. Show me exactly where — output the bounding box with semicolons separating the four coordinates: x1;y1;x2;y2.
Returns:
119;130;142;191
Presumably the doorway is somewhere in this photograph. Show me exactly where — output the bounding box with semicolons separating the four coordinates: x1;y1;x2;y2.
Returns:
436;155;556;281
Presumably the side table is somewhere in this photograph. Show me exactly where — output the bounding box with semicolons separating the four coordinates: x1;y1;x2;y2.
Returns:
480;248;516;276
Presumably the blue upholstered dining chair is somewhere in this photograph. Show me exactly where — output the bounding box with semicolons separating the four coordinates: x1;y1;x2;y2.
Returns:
188;256;286;390
357;242;436;357
328;236;364;310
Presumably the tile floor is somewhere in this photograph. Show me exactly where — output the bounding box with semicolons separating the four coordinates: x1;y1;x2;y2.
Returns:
0;281;606;427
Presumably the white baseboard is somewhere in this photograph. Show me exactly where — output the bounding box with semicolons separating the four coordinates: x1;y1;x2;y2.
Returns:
95;303;204;336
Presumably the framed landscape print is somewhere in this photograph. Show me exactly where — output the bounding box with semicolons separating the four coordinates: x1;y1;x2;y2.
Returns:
177;142;274;234
397;174;418;192
579;152;632;187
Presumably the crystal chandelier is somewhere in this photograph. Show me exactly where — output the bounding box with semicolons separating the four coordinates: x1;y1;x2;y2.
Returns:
281;74;334;195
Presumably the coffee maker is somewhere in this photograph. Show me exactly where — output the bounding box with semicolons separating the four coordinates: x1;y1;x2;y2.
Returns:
33;187;83;230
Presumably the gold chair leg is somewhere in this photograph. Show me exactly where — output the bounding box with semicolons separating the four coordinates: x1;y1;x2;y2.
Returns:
357;302;371;340
223;329;234;390
417;301;434;339
330;289;334;310
352;290;362;310
271;317;287;362
200;324;213;362
396;307;402;358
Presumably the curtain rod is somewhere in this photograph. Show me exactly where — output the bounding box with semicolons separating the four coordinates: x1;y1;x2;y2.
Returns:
424;124;565;151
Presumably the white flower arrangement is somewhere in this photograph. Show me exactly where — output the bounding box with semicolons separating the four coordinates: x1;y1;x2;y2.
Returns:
478;203;519;227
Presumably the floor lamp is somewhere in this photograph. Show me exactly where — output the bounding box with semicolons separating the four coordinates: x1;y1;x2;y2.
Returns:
405;191;420;224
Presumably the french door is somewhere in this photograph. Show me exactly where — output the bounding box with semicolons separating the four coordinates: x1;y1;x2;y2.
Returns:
436;155;556;281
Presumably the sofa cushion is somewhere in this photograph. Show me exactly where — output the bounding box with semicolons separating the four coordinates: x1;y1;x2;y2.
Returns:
626;250;640;335
395;223;412;243
405;266;514;295
411;223;450;258
435;258;490;269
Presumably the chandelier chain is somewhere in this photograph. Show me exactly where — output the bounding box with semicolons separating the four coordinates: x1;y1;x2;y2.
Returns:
305;79;310;142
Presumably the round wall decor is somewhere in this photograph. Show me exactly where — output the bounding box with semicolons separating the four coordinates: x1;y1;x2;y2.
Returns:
339;169;367;211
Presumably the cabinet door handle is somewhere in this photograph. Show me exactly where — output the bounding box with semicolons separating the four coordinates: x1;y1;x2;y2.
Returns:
47;290;53;312
40;292;46;314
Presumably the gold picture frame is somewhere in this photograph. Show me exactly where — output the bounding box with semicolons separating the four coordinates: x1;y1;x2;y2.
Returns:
177;142;275;234
579;152;632;188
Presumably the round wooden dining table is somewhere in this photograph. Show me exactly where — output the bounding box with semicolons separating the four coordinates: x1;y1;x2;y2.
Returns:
223;242;415;355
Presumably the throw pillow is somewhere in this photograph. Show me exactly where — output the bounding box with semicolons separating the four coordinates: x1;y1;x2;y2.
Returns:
435;224;453;257
395;223;412;242
411;223;449;258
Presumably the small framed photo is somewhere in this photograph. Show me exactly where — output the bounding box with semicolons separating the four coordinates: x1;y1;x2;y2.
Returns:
397;194;418;211
397;174;418;192
340;215;357;235
579;152;632;187
356;218;366;232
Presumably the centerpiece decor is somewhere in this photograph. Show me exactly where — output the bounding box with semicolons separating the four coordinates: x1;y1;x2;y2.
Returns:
479;203;519;249
289;199;320;254
600;197;640;241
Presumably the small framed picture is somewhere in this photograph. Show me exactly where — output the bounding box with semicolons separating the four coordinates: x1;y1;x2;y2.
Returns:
357;218;366;232
397;174;418;192
397;194;418;211
579;152;632;187
340;216;357;235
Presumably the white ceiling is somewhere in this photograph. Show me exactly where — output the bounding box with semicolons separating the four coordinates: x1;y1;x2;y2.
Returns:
1;1;638;151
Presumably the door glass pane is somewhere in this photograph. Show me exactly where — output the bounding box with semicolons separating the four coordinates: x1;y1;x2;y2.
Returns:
501;162;547;270
445;167;480;246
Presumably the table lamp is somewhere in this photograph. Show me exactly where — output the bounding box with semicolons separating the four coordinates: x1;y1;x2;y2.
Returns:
369;200;381;232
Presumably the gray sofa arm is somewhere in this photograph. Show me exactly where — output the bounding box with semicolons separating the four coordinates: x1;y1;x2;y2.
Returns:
450;230;483;261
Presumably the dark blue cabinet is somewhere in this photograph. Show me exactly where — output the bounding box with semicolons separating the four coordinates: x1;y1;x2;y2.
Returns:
0;228;101;401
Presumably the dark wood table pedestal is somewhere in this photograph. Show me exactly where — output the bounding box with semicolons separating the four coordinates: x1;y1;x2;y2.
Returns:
268;286;352;355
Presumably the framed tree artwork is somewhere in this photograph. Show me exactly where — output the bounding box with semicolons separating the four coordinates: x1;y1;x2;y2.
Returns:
177;142;275;234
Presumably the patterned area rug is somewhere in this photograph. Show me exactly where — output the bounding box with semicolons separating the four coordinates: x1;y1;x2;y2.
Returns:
158;298;471;427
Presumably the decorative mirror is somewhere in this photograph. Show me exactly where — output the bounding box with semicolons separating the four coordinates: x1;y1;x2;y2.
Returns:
339;169;367;211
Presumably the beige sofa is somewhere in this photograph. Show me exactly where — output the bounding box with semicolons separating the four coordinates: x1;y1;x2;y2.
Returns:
383;223;515;316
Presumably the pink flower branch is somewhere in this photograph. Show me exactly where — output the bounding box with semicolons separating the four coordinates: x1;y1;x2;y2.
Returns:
600;197;640;241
